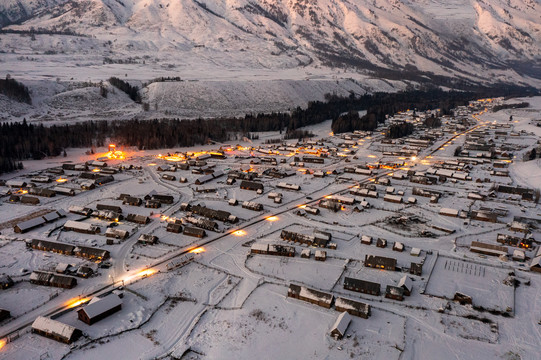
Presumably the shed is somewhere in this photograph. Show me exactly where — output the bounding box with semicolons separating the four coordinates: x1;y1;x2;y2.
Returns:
410;248;421;257
78;294;122;325
330;312;352;340
300;249;311;258
315;250;327;261
0;274;14;289
0;309;10;322
393;242;404;252
360;235;372;245
397;275;413;296
410;262;423;276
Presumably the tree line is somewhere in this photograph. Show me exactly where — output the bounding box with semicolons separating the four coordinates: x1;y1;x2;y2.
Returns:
0;85;538;174
109;77;141;103
0;76;31;104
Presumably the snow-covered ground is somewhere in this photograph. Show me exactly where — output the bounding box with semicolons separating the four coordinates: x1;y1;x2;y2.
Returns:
1;97;541;359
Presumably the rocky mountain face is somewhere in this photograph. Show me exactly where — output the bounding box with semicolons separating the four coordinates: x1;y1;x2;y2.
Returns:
1;0;541;86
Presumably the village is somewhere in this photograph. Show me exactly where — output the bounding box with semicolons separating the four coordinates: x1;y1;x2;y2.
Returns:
0;96;540;359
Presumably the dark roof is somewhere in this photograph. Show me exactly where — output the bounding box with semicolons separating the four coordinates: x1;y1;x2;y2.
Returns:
344;277;380;293
74;246;110;259
365;255;397;268
183;226;206;237
240;180;264;190
31;239;75;253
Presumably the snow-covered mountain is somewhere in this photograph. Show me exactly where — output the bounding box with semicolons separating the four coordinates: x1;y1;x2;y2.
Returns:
2;0;540;86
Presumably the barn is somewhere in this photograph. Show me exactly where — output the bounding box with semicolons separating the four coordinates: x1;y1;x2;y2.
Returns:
32;316;82;344
78;294;123;325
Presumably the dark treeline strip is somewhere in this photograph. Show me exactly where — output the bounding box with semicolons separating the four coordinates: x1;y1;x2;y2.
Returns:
0;76;32;104
109;77;141;103
330;87;530;134
0;85;538;174
492;102;529;112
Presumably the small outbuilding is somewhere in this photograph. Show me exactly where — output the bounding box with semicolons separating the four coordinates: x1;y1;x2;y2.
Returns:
330;311;352;340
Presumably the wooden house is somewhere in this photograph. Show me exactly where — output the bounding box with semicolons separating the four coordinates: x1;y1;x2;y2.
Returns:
385;285;404;301
343;277;380;296
287;284;333;309
32;316;82;344
469;241;508;257
166;223;183;234
138;234;158;245
20;195;40;205
364;255;396;271
240;180;264;192
73;246;110;260
145;199;162;208
334;297;371;319
126;214;150;225
183;226;206;238
97;204;123;213
123;196;142;206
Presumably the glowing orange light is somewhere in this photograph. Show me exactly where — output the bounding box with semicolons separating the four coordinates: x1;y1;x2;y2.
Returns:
189;247;206;254
65;297;91;308
233;230;246;236
18;189;28;194
297;204;307;209
137;269;157;277
367;155;377;158
0;339;6;350
92;168;101;173
56;178;68;183
148;163;157;166
266;216;279;222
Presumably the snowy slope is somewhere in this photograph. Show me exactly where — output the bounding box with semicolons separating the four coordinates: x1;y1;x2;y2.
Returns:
2;0;541;84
